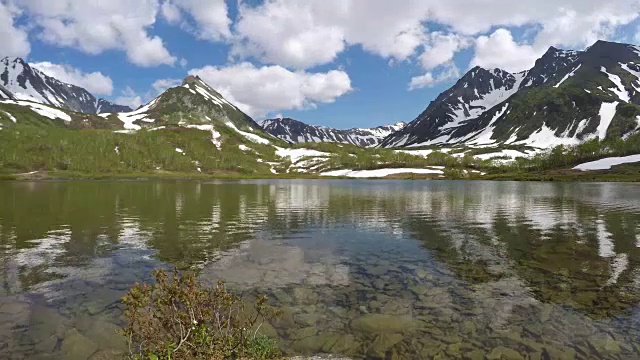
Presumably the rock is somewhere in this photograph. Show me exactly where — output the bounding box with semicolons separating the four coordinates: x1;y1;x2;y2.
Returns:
367;333;404;358
351;314;416;333
85;321;127;351
588;334;621;354
255;321;279;339
466;349;485;360
292;288;319;305
380;298;412;316
61;328;99;360
290;327;318;341
487;346;525;360
295;313;322;327
322;334;358;355
34;335;59;353
292;335;331;354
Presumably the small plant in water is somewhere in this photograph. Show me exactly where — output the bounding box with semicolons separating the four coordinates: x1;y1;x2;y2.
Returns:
122;268;282;360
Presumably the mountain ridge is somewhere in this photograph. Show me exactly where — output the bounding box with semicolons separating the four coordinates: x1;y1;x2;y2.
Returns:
380;40;640;149
260;117;406;147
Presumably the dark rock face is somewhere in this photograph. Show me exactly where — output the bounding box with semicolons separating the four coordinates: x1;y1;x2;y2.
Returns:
260;117;406;147
0;57;131;114
381;40;640;149
95;98;132;113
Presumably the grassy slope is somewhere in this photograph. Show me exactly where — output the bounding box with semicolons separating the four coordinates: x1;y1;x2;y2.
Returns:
2;99;640;181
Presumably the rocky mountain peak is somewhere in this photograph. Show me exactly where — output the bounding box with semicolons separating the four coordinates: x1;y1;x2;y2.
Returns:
0;56;130;114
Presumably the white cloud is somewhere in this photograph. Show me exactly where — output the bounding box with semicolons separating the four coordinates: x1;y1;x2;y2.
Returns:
16;0;176;67
152;78;182;94
31;62;113;95
161;0;231;41
419;32;472;70
409;63;460;90
471;29;545;72
232;0;430;69
230;0;640;78
115;87;144;109
189;62;352;117
0;2;30;57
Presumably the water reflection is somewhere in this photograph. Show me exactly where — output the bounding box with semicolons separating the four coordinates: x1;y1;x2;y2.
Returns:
0;180;639;359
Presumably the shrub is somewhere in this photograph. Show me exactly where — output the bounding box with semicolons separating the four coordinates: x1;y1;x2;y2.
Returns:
122;268;282;360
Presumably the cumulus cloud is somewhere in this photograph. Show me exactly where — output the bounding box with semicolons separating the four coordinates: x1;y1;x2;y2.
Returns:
471;29;545;72
31;62;114;95
0;2;30;57
232;0;430;69
15;0;175;67
161;0;231;41
115;87;144;109
409;63;460;90
189;62;352;117
152;78;182;94
419;32;472;71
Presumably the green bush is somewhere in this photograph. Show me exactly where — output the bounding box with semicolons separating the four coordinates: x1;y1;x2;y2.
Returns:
122;268;282;360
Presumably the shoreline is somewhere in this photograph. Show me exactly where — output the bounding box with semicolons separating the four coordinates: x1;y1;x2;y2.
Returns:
2;169;640;183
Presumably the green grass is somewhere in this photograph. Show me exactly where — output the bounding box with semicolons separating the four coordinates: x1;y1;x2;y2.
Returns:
0;125;280;176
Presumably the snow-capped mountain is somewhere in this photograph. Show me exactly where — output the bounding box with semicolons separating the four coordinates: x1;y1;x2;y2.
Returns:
381;40;640;149
260;117;406;147
0;57;131;114
114;75;268;136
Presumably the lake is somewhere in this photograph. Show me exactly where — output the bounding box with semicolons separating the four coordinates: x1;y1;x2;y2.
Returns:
0;180;639;359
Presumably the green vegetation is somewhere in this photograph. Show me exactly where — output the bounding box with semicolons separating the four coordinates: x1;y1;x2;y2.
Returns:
0;126;280;176
122;268;281;360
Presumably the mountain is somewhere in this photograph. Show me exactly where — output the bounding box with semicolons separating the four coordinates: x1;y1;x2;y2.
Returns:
116;75;268;133
260;117;406;147
381;40;640;149
0;57;131;114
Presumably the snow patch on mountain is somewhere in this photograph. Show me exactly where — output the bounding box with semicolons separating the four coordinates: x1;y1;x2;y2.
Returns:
0;100;71;121
117;99;159;130
225;121;270;144
466;104;510;146
597;102;619;139
574;154;640;171
275;148;330;163
321;168;444;178
601;67;630;102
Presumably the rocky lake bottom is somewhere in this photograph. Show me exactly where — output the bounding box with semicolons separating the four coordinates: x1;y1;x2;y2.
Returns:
0;180;639;359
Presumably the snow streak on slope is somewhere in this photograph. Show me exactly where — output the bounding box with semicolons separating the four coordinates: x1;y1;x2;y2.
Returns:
117;99;159;130
225;121;270;144
2;110;17;123
597;102;619;140
448;72;525;131
621;63;640;93
0;100;71;121
554;64;582;88
601;67;630;102
465;104;510;146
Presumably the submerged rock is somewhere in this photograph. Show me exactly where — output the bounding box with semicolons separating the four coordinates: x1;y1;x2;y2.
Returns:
351;314;416;333
60;328;99;359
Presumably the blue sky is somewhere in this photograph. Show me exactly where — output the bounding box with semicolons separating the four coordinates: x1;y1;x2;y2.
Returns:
2;0;640;129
